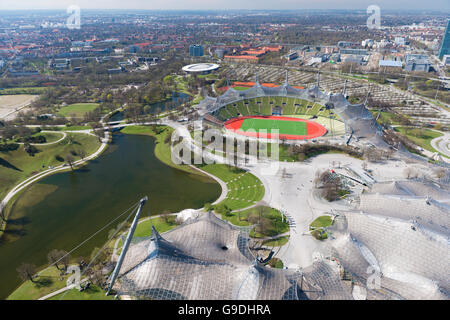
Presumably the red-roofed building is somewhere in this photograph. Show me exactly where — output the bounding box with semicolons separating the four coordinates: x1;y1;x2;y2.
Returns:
242;49;266;56
263;45;282;52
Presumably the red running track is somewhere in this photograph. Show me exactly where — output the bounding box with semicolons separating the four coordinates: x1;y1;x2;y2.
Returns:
224;115;327;140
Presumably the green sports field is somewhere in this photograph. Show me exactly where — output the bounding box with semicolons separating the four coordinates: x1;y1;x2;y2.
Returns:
57;103;99;117
239;118;307;136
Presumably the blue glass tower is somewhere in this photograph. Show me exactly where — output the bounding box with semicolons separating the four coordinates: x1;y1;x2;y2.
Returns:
439;20;450;59
189;44;204;57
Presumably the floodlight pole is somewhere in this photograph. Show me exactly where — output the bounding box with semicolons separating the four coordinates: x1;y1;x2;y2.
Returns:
434;83;440;100
364;90;371;105
106;196;148;296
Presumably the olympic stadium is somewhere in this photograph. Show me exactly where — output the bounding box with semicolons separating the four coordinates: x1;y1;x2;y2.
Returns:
200;71;380;147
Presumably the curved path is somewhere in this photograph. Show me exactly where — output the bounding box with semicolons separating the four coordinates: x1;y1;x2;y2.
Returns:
431;132;450;158
188;165;228;205
16;130;67;146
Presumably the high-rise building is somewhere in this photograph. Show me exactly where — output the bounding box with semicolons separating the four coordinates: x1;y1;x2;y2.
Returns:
189;44;204;57
439;20;450;59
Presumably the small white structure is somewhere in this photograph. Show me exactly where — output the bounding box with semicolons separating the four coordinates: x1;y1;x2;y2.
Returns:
176;209;200;223
182;63;219;75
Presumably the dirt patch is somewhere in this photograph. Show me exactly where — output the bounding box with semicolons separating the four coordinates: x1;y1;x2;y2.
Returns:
0;95;38;120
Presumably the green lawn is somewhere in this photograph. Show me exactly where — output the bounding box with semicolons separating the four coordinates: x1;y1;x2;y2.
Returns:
197;163;265;210
46;125;93;131
49;285;114;300
0;87;47;95
8;265;114;300
134;216;178;238
0;132;101;202
13;131;64;144
394;127;443;153
370;110;410;126
233;86;250;91
310;215;333;229
34;131;65;143
57;103;99;117
8;266;71;300
215;205;289;238
262;236;289;247
60;125;93;131
248;207;289;239
267;257;284;269
239;118;307;136
309;215;332;241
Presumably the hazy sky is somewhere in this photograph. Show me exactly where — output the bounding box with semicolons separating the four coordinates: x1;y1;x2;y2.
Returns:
0;0;448;11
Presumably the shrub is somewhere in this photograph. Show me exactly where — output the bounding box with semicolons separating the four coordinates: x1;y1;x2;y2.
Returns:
24;143;39;156
268;258;283;269
204;203;213;212
311;229;328;240
0;143;19;152
215;204;231;215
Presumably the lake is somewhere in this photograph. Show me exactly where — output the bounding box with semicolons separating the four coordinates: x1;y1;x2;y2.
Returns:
0;132;220;299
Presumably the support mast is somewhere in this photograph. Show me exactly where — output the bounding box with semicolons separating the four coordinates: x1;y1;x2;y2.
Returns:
106;196;148;295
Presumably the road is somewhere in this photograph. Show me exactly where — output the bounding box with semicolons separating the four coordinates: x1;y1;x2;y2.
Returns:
431;132;450;158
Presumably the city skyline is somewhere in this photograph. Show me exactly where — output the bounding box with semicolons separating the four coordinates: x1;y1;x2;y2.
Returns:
0;0;448;11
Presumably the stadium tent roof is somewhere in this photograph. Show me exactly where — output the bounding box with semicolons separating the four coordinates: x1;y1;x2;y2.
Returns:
327;178;450;300
114;211;302;300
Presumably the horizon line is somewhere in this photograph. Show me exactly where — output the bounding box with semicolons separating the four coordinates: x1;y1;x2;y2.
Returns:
0;8;449;12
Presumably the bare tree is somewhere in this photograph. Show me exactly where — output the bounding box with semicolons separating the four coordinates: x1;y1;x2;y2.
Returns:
48;249;64;270
404;167;414;179
59;250;71;271
86;266;104;288
317;171;343;201
0;208;6;223
75;256;87;271
77;149;86;160
248;207;271;236
433;168;447;179
93;128;105;143
17;263;37;283
160;210;172;224
67;134;75;145
65;154;75;170
361;162;368;171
